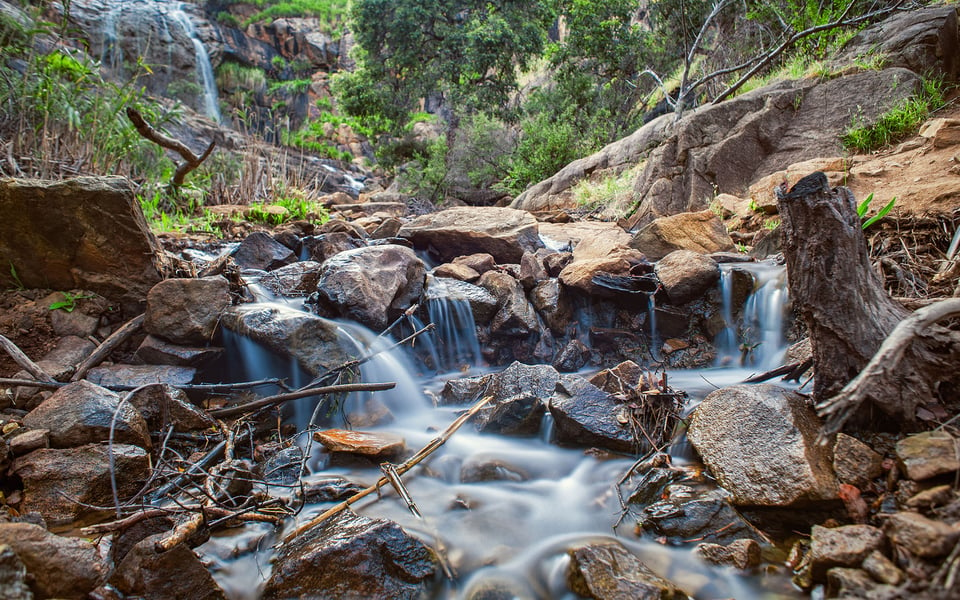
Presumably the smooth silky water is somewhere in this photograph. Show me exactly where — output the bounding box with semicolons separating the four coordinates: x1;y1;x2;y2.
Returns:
200;263;803;599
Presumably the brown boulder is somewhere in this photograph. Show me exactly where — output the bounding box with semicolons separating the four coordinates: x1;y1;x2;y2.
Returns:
0;522;106;599
144;276;231;344
0;177;161;315
630;210;734;260
654;250;720;305
398;206;542;263
110;535;227;600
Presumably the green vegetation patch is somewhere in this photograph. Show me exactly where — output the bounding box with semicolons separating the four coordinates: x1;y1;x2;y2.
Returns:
841;78;947;153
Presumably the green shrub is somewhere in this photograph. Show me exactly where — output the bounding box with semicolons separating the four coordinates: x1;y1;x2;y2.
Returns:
841;78;947;153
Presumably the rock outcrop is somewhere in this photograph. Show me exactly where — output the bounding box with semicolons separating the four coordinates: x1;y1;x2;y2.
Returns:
398;207;542;264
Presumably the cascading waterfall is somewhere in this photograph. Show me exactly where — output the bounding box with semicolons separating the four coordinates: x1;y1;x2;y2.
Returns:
714;261;790;369
169;3;222;122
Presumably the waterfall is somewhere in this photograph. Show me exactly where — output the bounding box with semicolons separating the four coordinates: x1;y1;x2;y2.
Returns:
714;261;790;369
416;276;484;373
169;3;222;122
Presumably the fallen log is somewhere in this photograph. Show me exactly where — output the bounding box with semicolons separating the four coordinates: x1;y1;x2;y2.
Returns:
126;107;215;186
71;313;145;381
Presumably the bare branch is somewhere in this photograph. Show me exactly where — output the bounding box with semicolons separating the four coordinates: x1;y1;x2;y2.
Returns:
71;313;145;382
0;334;55;383
126;107;216;186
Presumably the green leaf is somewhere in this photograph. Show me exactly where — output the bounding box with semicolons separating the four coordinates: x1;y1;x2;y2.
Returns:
862;196;896;230
49;300;76;312
856;192;873;218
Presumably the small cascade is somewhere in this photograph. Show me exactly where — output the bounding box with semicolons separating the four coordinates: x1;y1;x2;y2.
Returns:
100;5;123;71
169;3;222;122
647;293;659;357
714;261;791;370
415;276;484;373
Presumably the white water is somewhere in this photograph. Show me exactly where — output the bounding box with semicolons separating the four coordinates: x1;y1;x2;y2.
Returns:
169;3;222;122
715;261;790;370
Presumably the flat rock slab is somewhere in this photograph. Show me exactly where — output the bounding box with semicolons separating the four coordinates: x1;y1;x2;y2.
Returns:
895;431;960;481
398;206;542;264
0;176;160;314
313;429;406;459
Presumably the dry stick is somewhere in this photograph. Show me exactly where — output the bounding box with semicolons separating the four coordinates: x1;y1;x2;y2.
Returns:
0;334;55;383
0;378;63;390
209;381;396;419
281;395;494;545
126;107;215;186
817;298;960;438
72;313;145;381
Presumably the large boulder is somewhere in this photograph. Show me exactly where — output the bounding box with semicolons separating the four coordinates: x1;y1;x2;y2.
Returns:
11;444;150;525
567;540;688;600
687;384;839;506
630;211;735;260
23;380;151;449
398;206;542;264
548;376;635;453
0;177;161;314
314;244;426;331
262;510;438;599
144;276;232;345
110;535;227;600
655;250;721;305
230;231;296;271
477;271;541;338
558;230;647;295
0;522;106;599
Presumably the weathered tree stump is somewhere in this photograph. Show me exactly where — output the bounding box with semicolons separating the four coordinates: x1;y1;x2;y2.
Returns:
778;172;960;433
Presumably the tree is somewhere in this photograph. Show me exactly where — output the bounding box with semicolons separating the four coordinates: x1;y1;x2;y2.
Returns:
334;0;558;132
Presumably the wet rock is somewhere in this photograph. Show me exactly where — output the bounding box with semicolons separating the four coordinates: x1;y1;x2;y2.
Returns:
262;509;438;599
315;244;426;330
478;271;541;337
487;362;560;405
0;544;31;600
654;250;720;305
589;361;643;397
462;574;536;600
452;253;497;275
661;338;690;355
543;251;573;277
694;539;761;569
549;376;634;453
567;541;688;600
302;477;365;503
461;457;529;482
808;524;885;580
438;374;487;406
299;232;365;263
231;231;296;271
639;487;769;545
895;431;960;481
861;550;904;585
144;276;231;344
552;339;591;372
134;334;223;367
23;380;150;449
0;522;106;599
258;260;322;296
687;384;838;506
110;535;226;600
424;277;498;323
883;511;960;558
519;251;548;290
529;279;573;335
221;304;354;376
86;364;196;389
833;433;884;488
475;393;545;436
313;429;406;460
398;206;542;264
630;211;735;261
0;177;161;315
127;384;215;431
12;444;150;525
433;262;481;282
825;567;891;599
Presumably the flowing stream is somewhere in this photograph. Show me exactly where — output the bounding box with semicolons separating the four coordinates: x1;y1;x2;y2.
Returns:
200;262;801;599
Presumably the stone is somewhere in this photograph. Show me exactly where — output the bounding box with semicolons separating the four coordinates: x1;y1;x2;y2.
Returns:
134;335;223;367
833;433;884;488
529;279;573;335
461;457;529;483
883;511;960;558
258;260;322;297
477;271;541;338
0;522;106;599
567;541;688;600
110;535;227;600
919;117;960;148
825;567;887;599
808;524;885;580
370;217;403;239
299;232;364;263
85;364;196;388
639;488;769;546
630;211;735;261
261;510;438;599
693;539;762;569
313;429;406;459
558;230;646;295
0;544;31;600
398;206;542;264
12;444;150;525
552;339;591;372
519;251;548;290
424;276;499;324
231;231;296;271
0;177;161;315
221;304;354;377
7;429;48;456
144;276;231;344
32;335;96;381
315;244;426;331
433;262;481;282
23;380;150;449
905;484;954;509
474;394;545;436
686;384;838;506
861;550;904;586
589;361;644;398
452;253;497;274
548;376;635;453
896;431;960;481
748;157;850;214
654;250;720;305
661;338;689;354
46;292;101;337
127;384;216;431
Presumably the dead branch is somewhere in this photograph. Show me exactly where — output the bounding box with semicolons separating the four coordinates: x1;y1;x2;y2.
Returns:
126;107;215;186
281;395;494;544
0;378;63;390
208;381;396;420
71;314;145;382
817;298;960;436
0;334;55;383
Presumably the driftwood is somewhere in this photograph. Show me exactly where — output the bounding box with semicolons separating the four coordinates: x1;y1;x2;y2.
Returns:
71;313;145;382
779;172;960;430
126;107;215;186
281;395;494;545
0;334;55;383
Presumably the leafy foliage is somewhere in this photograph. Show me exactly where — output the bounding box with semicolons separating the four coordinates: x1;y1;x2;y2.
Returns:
857;192;897;229
842;77;947;153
